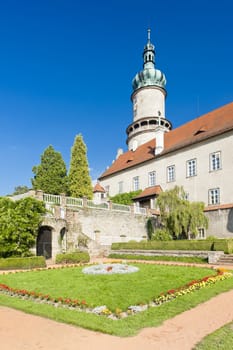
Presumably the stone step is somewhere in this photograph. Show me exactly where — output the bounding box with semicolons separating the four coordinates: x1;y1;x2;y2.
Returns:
217;255;233;264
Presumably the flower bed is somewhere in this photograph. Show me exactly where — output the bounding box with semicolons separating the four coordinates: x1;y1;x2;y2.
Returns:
0;268;232;319
82;263;139;275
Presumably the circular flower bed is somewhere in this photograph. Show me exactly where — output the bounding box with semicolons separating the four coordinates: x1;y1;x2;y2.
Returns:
82;263;139;275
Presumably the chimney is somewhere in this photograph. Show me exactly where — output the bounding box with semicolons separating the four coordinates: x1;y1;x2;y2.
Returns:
116;148;123;159
154;126;165;155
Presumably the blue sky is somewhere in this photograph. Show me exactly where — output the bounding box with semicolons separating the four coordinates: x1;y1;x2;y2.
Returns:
0;0;232;196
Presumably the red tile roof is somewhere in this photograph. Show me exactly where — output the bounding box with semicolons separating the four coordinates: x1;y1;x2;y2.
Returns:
133;185;162;199
93;183;105;193
204;203;233;212
99;102;233;179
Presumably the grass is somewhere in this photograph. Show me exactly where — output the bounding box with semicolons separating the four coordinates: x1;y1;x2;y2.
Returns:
194;322;233;349
0;264;233;336
0;264;215;311
108;253;208;264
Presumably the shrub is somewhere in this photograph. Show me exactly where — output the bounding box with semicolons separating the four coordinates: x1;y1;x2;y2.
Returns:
151;229;173;241
0;256;46;270
55;251;90;264
111;239;233;253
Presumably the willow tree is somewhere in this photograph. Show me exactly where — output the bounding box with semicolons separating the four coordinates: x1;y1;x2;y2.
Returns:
156;186;208;239
32;145;69;195
68;134;93;199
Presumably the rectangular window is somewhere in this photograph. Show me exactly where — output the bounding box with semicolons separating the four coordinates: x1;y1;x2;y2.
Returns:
210;151;221;171
133;176;139;191
197;228;206;239
167;165;175;182
118;181;123;194
208;188;220;205
105;185;110;195
187;159;197;177
148;171;156;187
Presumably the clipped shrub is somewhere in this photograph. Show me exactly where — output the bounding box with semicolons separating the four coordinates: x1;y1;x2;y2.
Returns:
151;229;173;241
55;251;90;264
111;240;215;251
111;239;233;253
0;256;46;270
213;240;233;254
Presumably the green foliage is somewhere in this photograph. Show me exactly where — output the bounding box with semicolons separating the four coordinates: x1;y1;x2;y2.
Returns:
0;197;46;258
108;253;208;264
12;186;30;195
151;229;173;241
157;186;208;239
111;240;223;251
110;190;142;205
55;251;90;264
32;145;69;195
146;217;154;240
0;256;46;270
68;134;93;199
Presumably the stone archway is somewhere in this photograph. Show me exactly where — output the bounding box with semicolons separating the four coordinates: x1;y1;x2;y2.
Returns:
36;226;52;259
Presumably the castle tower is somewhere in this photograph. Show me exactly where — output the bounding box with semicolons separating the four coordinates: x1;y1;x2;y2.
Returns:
126;29;172;151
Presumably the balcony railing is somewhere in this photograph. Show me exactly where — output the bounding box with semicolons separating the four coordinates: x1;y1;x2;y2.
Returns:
41;193;147;216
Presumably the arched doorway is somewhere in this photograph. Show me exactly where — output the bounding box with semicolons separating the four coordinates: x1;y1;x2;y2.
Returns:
36;226;52;259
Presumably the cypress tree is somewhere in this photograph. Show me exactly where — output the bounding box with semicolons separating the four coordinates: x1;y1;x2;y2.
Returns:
31;145;69;194
68;134;93;199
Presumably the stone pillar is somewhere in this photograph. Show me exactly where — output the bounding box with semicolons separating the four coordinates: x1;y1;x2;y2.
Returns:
83;196;87;208
35;190;43;201
60;193;66;207
130;205;135;216
108;200;113;211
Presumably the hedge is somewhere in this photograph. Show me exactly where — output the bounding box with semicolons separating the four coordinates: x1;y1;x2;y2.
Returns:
55;251;90;264
111;240;233;254
108;253;208;264
0;256;46;270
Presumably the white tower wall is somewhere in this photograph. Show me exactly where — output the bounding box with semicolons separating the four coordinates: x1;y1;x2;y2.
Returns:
132;87;165;121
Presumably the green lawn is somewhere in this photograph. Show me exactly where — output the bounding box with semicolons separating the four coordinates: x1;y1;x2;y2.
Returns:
0;263;232;336
194;322;233;349
0;264;215;311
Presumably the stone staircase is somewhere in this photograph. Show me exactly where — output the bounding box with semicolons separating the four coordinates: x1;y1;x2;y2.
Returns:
217;254;233;265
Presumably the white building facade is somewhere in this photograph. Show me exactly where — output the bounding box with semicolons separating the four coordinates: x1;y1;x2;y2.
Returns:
98;30;233;237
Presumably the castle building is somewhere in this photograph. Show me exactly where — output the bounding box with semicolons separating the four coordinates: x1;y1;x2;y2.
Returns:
98;30;233;237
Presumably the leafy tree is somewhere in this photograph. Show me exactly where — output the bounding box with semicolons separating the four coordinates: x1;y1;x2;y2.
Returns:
12;185;30;195
110;190;142;205
156;186;208;239
0;197;46;257
68;134;93;199
32;145;69;195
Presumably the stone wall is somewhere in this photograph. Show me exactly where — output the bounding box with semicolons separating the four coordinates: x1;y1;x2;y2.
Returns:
205;208;233;238
39;206;148;259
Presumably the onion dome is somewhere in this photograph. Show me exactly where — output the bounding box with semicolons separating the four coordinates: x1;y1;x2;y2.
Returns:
132;29;166;92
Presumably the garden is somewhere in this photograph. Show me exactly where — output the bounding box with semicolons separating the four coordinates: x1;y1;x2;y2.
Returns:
0;262;233;336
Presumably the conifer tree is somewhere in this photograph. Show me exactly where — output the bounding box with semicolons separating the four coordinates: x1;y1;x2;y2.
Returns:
31;145;69;195
68;134;93;199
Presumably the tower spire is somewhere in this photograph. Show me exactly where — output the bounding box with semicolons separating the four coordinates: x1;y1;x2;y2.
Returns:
147;28;151;43
143;28;155;69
